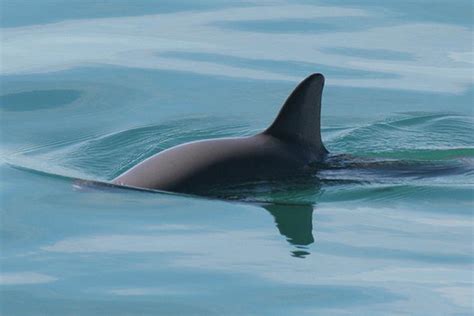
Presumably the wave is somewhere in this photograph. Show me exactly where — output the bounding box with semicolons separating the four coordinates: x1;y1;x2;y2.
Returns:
327;113;474;155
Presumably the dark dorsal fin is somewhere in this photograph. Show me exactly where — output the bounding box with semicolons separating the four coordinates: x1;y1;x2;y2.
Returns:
263;73;328;155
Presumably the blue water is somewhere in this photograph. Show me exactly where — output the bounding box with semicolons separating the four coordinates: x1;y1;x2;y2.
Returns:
1;1;473;315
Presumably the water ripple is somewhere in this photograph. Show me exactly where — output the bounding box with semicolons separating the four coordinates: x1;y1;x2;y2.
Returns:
4;112;473;205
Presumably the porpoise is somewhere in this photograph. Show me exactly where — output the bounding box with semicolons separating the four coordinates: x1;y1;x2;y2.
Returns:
113;73;328;193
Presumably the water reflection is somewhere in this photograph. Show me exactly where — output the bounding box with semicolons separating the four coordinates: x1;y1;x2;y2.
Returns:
71;176;317;258
262;204;314;258
0;90;82;112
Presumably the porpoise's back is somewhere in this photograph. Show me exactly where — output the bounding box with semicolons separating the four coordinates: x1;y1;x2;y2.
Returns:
113;73;328;193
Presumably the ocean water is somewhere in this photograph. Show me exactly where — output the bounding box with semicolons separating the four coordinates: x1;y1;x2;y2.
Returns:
1;1;473;315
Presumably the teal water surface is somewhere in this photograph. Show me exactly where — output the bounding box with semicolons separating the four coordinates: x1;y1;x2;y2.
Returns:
1;1;473;315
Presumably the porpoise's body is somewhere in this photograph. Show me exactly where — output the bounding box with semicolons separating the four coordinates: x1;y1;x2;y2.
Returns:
113;73;328;193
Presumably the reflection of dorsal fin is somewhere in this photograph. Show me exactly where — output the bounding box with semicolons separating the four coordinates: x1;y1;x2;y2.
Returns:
263;204;314;246
264;73;328;156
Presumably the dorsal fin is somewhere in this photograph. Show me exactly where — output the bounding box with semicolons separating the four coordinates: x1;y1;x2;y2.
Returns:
263;73;328;155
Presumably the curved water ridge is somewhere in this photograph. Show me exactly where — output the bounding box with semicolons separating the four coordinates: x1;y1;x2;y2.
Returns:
326;113;474;156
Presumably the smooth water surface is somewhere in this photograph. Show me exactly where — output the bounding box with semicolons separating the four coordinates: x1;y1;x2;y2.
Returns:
1;1;473;315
